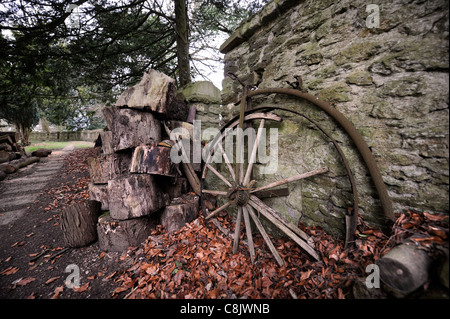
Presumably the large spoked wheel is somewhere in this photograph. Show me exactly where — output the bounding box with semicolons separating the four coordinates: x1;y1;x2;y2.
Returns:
200;109;331;266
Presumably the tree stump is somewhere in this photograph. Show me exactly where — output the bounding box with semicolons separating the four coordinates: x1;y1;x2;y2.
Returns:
97;214;156;252
111;108;162;152
60;200;101;248
107;174;170;220
376;242;431;295
160;193;199;233
130;143;180;177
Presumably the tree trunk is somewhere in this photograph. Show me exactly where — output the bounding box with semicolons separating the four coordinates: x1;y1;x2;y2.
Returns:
107;174;170;220
60;200;101;248
97;214;156;252
174;0;191;87
130;143;180;177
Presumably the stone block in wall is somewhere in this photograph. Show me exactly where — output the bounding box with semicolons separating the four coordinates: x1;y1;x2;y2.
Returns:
180;81;221;104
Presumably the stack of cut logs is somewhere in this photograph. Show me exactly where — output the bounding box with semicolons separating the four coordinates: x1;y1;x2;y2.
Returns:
64;69;200;252
0;132;51;181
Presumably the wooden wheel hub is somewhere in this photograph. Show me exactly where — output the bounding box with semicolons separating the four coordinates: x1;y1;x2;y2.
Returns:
227;186;249;206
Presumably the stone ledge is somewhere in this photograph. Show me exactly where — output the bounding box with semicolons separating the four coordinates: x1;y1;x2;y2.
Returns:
219;0;303;54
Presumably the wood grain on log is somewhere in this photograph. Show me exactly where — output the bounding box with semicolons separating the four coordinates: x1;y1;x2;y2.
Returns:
97;214;156;252
112;108;161;152
107;174;170;220
130;143;180;177
60;200;101;248
87;152;132;184
376;242;431;295
160;193;199;233
88;183;109;211
115;70;178;116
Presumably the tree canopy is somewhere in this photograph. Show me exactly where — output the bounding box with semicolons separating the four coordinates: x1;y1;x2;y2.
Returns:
0;0;268;143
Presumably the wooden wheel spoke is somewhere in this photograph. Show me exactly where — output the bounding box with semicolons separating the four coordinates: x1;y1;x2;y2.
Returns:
217;143;236;183
250;167;329;193
248;196;320;261
246;205;284;267
205;163;233;188
242;206;256;263
243;119;265;186
202;189;228;196
205;202;231;220
232;207;243;254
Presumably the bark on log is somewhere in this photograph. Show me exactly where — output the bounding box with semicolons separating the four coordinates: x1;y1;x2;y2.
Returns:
130;143;180;177
100;131;113;154
88;183;109;211
107;174;170;220
160;193;199;233
101;106;118;131
60;200;101;248
376;242;432;295
97;214;157;252
31;149;52;157
0;150;10;164
0;143;12;152
0;156;40;174
111;108;161;152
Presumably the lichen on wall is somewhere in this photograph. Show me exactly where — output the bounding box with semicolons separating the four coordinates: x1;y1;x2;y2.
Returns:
220;0;449;236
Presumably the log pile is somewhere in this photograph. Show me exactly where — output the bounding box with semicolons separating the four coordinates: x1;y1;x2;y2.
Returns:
87;69;200;252
0;132;40;181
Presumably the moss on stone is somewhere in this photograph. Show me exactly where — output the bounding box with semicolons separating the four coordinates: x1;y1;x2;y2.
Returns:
317;82;352;103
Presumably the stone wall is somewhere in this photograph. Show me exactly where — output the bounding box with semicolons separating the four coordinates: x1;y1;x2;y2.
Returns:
30;129;103;142
220;0;449;235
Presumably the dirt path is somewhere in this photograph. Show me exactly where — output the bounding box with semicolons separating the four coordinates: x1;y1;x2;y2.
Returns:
0;146;127;299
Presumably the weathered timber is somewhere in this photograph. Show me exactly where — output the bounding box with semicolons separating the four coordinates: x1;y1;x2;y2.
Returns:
99;131;113;154
0;156;40;174
101;106;118;131
0;142;12;152
115;69;188;121
376;241;432;296
130;143;180;177
107;174;170;220
160;193;199;233
60;200;101;248
88;183;109;211
0;132;19;144
87;153;132;184
97;214;156;252
0;150;10;164
155;176;190;199
111;108;161;152
164;120;201;171
31;149;52;157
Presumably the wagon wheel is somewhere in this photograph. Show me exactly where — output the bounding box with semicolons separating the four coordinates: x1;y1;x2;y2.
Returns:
200;90;335;266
